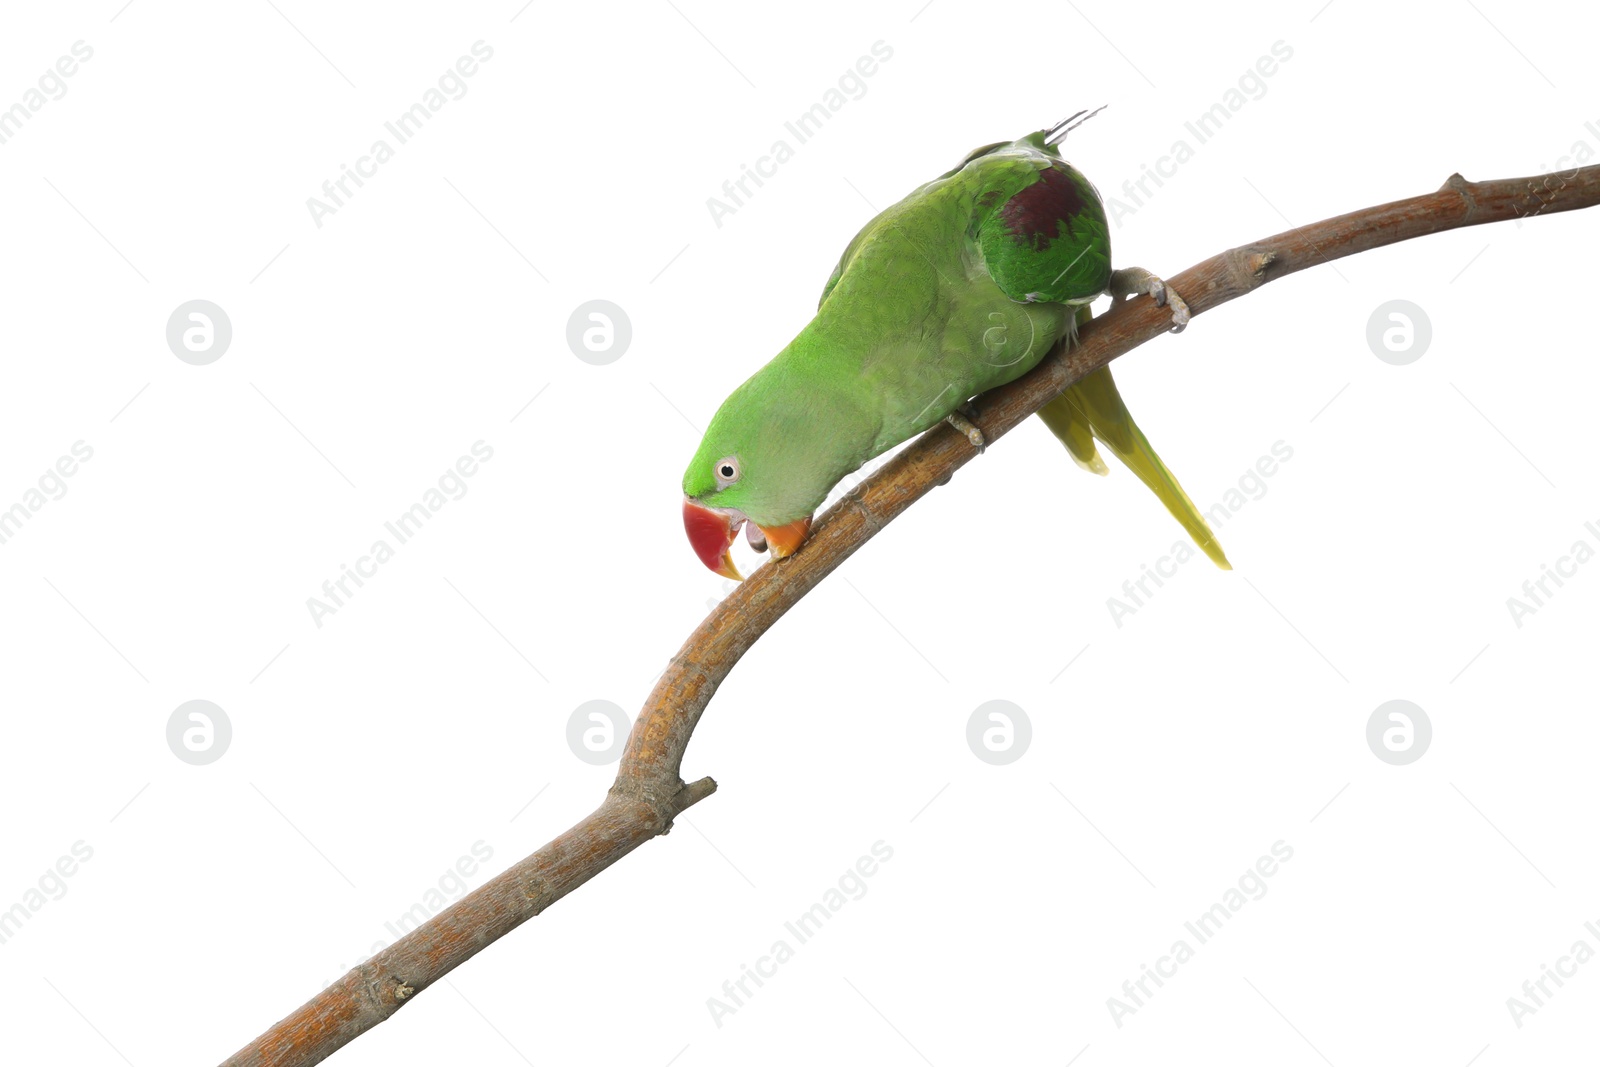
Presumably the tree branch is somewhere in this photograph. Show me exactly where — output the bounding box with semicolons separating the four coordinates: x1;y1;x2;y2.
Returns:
219;163;1600;1066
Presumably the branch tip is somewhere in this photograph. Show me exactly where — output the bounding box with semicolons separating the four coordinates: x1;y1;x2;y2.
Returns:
676;776;718;811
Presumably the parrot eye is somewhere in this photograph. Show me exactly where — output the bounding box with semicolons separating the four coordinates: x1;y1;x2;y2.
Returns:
714;456;740;488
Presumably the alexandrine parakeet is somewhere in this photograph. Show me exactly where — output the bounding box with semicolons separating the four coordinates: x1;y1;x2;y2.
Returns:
682;114;1229;580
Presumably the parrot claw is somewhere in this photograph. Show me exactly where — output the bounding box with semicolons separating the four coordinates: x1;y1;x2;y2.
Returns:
1159;285;1192;332
1110;267;1190;334
946;411;986;452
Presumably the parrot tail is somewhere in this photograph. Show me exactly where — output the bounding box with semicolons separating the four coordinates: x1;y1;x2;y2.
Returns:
1036;366;1231;570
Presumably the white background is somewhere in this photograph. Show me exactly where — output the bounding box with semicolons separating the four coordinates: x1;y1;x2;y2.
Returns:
2;1;1597;1063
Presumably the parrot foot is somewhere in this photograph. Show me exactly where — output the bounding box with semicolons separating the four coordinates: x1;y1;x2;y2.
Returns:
1110;267;1191;333
946;410;986;452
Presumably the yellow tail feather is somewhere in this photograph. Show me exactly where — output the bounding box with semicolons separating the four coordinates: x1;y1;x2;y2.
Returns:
1036;366;1231;570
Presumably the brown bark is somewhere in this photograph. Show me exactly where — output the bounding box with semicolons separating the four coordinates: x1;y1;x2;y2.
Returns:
220;163;1600;1065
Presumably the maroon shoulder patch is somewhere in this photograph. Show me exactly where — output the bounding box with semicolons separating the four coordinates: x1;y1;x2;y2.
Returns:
998;162;1086;250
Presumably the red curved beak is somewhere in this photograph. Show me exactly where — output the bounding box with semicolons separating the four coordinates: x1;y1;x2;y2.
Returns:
683;498;742;580
684;498;815;580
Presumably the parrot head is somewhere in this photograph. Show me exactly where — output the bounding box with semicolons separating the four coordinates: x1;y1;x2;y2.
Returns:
681;363;869;581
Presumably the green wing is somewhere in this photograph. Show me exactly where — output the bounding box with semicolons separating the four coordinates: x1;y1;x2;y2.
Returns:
821;141;1110;310
825;135;1011;307
973;154;1111;305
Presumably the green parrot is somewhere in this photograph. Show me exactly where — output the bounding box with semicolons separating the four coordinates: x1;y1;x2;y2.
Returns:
682;113;1229;580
